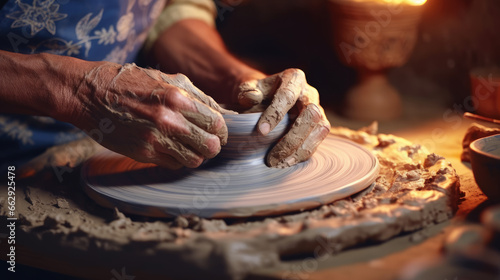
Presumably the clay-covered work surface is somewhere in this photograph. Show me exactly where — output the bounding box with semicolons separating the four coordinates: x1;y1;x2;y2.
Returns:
0;126;460;280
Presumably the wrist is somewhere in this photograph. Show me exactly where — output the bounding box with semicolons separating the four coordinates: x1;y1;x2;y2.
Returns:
0;52;84;120
49;56;119;129
44;56;95;123
58;59;121;128
149;19;267;104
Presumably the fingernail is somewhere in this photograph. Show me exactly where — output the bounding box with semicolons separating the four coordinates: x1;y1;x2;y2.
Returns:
286;157;297;166
259;122;270;135
274;157;297;168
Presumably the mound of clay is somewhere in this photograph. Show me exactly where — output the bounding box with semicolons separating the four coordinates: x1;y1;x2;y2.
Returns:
1;124;460;280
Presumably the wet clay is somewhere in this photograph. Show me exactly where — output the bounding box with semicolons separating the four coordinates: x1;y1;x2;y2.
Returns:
1;125;460;280
181;101;228;146
267;104;329;168
238;76;278;108
19;137;103;177
238;70;330;169
411;205;500;280
266;105;318;167
238;69;308;134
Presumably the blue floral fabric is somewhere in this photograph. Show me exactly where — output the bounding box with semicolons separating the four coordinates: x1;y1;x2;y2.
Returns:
0;0;166;165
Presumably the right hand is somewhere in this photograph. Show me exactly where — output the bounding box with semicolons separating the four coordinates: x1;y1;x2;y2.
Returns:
68;62;233;169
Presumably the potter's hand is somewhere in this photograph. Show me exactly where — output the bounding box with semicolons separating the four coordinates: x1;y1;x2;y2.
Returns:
72;63;231;169
237;69;331;168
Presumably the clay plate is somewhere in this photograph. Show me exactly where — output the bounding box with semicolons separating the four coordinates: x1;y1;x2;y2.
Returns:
82;114;380;218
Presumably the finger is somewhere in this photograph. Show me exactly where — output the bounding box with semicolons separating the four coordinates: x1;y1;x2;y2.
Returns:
238;76;280;108
176;119;222;159
258;69;305;135
154;115;222;167
297;85;320;111
160;88;228;146
238;80;263;108
148;152;183;170
269;117;330;168
181;99;228;146
267;103;322;167
153;134;206;168
160;73;237;115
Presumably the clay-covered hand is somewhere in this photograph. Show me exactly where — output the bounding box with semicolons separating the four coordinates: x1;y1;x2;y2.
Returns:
237;69;331;167
70;62;233;169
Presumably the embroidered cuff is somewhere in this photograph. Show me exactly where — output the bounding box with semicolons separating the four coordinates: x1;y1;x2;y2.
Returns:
143;0;216;53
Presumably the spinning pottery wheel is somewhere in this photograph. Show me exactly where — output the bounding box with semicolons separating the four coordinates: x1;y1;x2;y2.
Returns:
82;113;379;218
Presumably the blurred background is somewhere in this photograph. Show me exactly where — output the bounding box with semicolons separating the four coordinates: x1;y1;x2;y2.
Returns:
215;0;500;125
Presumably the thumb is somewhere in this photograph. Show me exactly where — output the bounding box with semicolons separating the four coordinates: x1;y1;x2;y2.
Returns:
238;80;264;108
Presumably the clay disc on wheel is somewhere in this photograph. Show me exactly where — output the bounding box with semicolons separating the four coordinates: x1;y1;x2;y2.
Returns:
82;135;379;218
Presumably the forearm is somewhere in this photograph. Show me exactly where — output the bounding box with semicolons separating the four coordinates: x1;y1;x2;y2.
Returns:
149;19;265;104
0;50;94;122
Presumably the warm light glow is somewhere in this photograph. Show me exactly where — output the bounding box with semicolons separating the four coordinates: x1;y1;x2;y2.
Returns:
382;0;427;5
350;0;427;6
404;0;427;5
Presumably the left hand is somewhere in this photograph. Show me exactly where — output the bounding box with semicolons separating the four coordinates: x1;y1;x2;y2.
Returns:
236;68;331;168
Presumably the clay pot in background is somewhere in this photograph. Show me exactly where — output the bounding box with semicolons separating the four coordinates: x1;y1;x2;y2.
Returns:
470;67;500;120
329;0;425;121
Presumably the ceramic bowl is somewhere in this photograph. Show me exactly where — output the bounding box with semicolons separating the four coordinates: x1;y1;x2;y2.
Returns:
470;134;500;200
219;113;290;161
